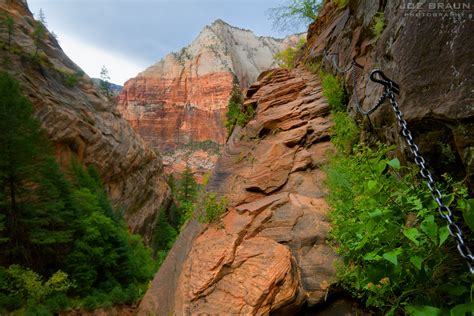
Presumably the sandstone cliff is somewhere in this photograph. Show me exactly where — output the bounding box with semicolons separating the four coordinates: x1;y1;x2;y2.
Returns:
118;20;303;178
307;0;473;189
138;67;341;314
0;0;170;243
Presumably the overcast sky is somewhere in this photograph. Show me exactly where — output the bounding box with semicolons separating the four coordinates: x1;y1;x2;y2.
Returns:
27;0;300;85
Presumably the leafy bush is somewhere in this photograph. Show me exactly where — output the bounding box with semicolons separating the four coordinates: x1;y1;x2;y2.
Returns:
273;37;306;69
0;265;72;314
305;61;321;74
326;111;473;314
225;84;255;135
320;71;347;111
331;110;359;154
64;72;80;88
372;12;385;39
269;0;322;32
197;192;227;224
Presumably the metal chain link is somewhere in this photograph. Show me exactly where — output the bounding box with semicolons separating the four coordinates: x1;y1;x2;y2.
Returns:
322;49;474;273
351;64;388;116
323;49;388;116
323;49;353;73
386;88;474;274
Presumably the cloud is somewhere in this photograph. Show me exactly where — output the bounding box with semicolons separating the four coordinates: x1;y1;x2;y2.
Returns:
27;0;303;83
57;32;147;85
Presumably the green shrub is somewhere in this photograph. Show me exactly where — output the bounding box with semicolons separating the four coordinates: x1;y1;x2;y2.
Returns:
273;37;306;69
372;12;385;39
331;111;358;154
0;265;72;314
152;211;177;255
305;61;321;74
326;112;473;314
225;85;255;135
333;0;349;8
81;294;99;311
197;192;227;224
54;67;83;88
43;293;69;314
320;71;347;111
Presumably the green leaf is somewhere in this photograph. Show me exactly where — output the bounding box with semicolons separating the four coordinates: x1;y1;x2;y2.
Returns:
409;255;423;270
420;215;438;244
387;158;400;170
363;250;382;261
367;180;381;194
374;160;387;175
406;305;443;316
403;228;421;246
441;194;454;206
444;285;468;296
462;199;474;232
450;302;474;316
383;248;401;265
439;226;449;246
368;209;383;218
367;180;377;190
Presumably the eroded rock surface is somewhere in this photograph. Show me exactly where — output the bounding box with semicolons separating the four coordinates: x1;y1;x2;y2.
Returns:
0;0;170;243
306;0;474;189
139;68;338;315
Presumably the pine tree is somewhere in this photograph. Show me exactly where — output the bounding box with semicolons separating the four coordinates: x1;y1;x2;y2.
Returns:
224;82;244;135
3;14;14;48
99;66;111;97
152;210;177;256
0;72;73;271
33;20;46;59
37;9;47;26
178;163;197;203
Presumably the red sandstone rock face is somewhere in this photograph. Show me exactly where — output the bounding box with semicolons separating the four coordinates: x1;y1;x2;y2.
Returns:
118;72;232;150
138;68;339;315
118;20;305;177
0;0;170;244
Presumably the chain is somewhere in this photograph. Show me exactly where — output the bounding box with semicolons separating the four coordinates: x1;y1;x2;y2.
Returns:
323;49;353;73
323;49;473;273
323;49;388;116
386;87;474;274
351;64;389;116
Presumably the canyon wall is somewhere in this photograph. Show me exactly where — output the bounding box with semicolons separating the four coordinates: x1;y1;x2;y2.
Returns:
118;20;303;178
306;0;473;189
0;0;170;243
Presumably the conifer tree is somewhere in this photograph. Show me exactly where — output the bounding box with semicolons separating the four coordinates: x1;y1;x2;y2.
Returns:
100;66;111;97
224;81;244;135
33;20;46;59
178;162;197;203
3;14;14;48
0;71;73;271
